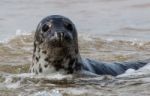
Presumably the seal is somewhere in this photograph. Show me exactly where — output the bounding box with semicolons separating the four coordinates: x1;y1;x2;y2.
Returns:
30;15;149;76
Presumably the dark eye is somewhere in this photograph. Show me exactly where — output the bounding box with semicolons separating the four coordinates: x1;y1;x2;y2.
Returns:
42;24;49;32
64;23;73;31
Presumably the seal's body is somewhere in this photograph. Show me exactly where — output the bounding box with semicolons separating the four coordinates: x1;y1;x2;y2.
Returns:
30;15;149;76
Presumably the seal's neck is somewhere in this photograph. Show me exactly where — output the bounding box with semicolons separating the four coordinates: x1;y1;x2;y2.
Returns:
31;42;82;74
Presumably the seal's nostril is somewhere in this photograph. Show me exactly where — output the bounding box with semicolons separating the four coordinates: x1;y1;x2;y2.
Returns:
60;32;63;38
60;32;64;41
62;32;64;37
54;32;57;37
57;32;64;41
57;33;61;38
53;32;63;41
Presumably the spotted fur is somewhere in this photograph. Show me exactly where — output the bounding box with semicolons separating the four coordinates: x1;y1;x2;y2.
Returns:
30;15;149;76
30;15;82;75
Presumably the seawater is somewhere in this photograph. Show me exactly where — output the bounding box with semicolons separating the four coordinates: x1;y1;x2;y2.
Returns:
0;0;150;41
0;33;150;96
0;0;150;96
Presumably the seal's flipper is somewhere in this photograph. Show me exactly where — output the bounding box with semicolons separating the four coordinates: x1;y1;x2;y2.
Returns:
83;59;150;76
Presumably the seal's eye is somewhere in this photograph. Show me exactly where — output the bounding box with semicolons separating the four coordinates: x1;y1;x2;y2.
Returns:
64;23;73;31
42;24;49;32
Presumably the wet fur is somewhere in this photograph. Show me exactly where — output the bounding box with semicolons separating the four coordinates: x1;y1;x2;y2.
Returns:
30;15;149;76
30;15;82;74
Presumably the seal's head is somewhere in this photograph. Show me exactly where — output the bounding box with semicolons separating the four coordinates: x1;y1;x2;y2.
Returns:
31;15;81;74
35;15;78;48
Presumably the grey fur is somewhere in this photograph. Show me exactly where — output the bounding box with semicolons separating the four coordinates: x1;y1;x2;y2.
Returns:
30;15;149;76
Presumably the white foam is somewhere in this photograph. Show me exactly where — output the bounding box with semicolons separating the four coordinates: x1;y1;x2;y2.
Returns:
29;90;62;96
125;68;136;74
130;38;144;46
106;38;114;42
0;76;21;89
15;73;35;78
137;63;150;72
15;29;31;36
4;76;13;83
0;73;72;89
117;63;150;78
63;88;88;95
13;73;72;81
5;81;21;89
79;34;93;41
0;29;32;44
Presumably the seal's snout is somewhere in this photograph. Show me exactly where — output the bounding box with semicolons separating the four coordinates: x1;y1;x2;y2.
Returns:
52;31;64;41
53;31;73;42
55;32;64;41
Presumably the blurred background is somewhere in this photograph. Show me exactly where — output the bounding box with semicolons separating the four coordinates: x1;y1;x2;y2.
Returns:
0;0;150;41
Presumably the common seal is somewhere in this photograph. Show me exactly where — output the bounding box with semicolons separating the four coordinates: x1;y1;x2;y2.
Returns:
30;15;149;76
